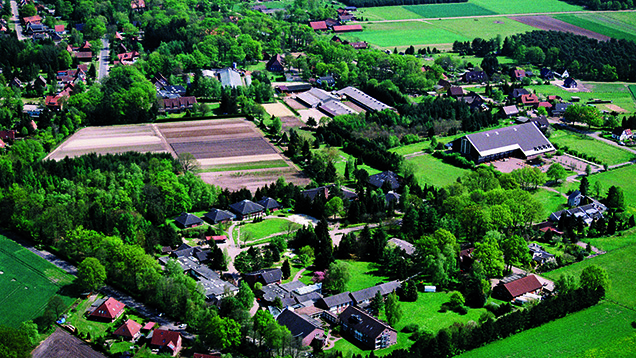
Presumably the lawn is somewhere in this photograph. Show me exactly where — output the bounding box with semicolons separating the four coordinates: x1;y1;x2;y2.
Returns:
236;218;300;242
588;164;636;214
554;13;636;42
357;6;423;21
342;261;391;292
66;297;118;338
434;17;537;43
585;228;636;252
549;129;634;166
341;21;469;48
530;188;567;219
457;302;636;358
389;142;427;156
333;291;489;356
201;159;289;173
110;341;134;355
404;3;496;18
528;83;636;113
0;235;76;328
405;154;470;187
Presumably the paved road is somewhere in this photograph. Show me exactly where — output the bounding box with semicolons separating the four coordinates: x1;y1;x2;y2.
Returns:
9;0;27;41
98;37;110;81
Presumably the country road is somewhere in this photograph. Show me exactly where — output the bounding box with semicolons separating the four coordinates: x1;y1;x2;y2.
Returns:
9;0;27;41
98;37;110;80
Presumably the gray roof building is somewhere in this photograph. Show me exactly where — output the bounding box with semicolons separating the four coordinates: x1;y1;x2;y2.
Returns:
296;87;338;108
368;171;400;190
350;281;400;306
276;309;324;347
174;212;203;228
316;291;352;313
218;67;243;88
257;197;282;211
339;306;397;350
502;105;520;118
319;100;358;117
229;199;265;218
453;122;554;163
243;268;282;285
549;202;607;226
387;238;415;256
203;208;236;224
335;86;395;112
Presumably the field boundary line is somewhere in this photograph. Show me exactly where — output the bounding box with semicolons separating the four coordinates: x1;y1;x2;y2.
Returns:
150;123;178;159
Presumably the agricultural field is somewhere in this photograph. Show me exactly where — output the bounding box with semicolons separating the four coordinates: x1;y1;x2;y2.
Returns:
528;83;636;113
404;3;496;18
405;154;471;187
0;235;75;327
510;16;610;41
32;328;106;358
588;164;636;214
549;129;634;166
554;12;636;42
46;124;170;161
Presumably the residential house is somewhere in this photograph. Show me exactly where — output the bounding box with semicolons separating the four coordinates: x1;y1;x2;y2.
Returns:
113;319;142;340
157;85;187;99
368;171;400;190
350;41;368;49
243;268;283;286
207;235;228;244
257;197;282;211
131;0;146;10
540;68;554;80
339;306;397;350
564;77;577;88
387;238;415;256
528;243;555;266
161;97;197;113
22;15;42;26
54;24;65;34
301;184;358;201
338;14;355;22
10;77;22;88
25;23;48;36
23;104;43;118
493;274;543;301
502;105;520;118
203;208;236;224
335;86;396;113
309;21;328;31
530;116;550;133
333;24;362;33
142;322;156;332
89;297;126;322
174;212;203;228
316;292;352;314
457;91;487;111
520;93;540;107
508;88;530;101
512;69;526;81
612;128;632;142
437;79;451;91
317;75;336;87
552;102;572;116
116;51;140;65
217;67;244;88
385;191;400;205
462;71;488;84
276;309;325;347
568;190;583;207
150;329;182;356
349;281;400;307
325;18;340;28
452;122;554;163
448;86;464;98
266;54;284;72
229;199;265;219
0;130;16;141
549;202;607;226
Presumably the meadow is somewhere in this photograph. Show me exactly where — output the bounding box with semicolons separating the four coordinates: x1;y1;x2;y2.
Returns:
531;188;567;218
404;3;496;18
554;13;636;42
549;129;634;166
0;235;75;327
588;164;636;214
528;83;636;113
405;154;471;187
235;218;300;242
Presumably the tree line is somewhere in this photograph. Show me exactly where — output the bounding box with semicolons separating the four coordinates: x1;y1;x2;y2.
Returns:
340;0;467;7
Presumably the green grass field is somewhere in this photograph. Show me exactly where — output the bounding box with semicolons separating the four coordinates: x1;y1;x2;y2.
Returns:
342;261;391;292
588;164;636;214
404;3;496;18
471;0;582;14
528;83;636;113
0;235;75;327
405;154;470;187
531;188;567;218
554;13;636;42
457;302;636;358
236;218;300;242
586;228;636;252
549;129;634;166
389;142;426;156
201;160;289;173
357;6;423;21
66;297;119;338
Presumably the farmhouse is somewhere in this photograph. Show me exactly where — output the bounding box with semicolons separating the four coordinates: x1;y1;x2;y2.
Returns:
368;171;400;190
387;238;416;256
333;24;362;33
257;197;282;211
316;291;352;314
174;212;203;228
243;268;283;286
150;329;182;356
448;86;464;98
612;128;632;142
267;54;284;72
309;21;328;31
276;309;325;347
339;306;397;350
335;86;395;113
552;102;572;116
493;274;543;301
452;122;554;164
89;297;126;322
113;319;142;340
203;208;236;224
229;199;265;219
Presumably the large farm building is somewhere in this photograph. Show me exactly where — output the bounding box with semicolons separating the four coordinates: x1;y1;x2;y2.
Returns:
452;122;554;163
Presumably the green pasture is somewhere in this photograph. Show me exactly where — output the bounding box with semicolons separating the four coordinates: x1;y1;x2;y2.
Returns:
435;17;536;43
554;13;636;42
586;228;636;252
342;21;468;47
404;3;496;18
342;260;391;292
405;154;471;187
531;188;566;219
236;218;300;242
549;129;634;166
0;235;75;327
471;0;583;14
389;142;426;156
457;302;636;358
357;6;423;21
201;160;289;173
588;164;636;214
527;83;636;113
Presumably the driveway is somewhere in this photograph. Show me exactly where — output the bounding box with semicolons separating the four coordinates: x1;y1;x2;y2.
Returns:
9;0;27;41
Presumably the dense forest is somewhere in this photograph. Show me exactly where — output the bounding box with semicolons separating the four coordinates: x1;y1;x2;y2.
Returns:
340;0;466;7
567;0;636;10
501;31;636;81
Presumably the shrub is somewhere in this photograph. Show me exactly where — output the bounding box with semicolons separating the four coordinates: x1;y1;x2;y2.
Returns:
402;323;420;333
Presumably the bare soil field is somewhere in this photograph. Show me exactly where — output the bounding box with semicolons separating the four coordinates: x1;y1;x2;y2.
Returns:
263;102;297;118
283;97;308;110
32;328;106;358
298;108;326;123
606;104;627;112
200;168;311;192
510;16;611;41
281;116;305;129
46;125;171;161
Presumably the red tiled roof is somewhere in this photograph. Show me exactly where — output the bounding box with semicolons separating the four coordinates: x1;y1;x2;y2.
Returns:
131;0;145;9
54;24;64;32
90;297;126;320
142;321;156;330
207;235;227;242
23;15;42;24
0;138;6;149
162;96;197;109
309;21;327;31
75;52;93;59
151;329;181;348
333;24;362;32
117;51;140;61
194;353;221;358
115;32;123;40
521;93;539;104
503;275;543;298
114;319;142;338
514;69;526;78
538;101;552;108
350;41;367;49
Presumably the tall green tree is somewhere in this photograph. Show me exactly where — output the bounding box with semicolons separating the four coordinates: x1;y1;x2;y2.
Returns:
323;261;351;293
384;291;402;326
580;265;609;292
77;257;107;291
501;235;532;272
546;163;567;183
235;281;255;310
473;233;505;277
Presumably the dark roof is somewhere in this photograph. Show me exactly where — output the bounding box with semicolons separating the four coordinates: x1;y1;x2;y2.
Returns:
317;291;351;308
385;191;400;204
509;88;530;98
564;77;577;87
368;171;400;190
204;208;236;223
245;268;282;284
229;199;265;215
162;97;197;109
350;281;400;304
174;212;203;227
277;309;323;339
463;122;553;158
301;184;358;201
339;306;396;337
530;116;549;129
501;275;543;298
449;87;464;97
257;197;282;210
277;84;312;93
553;102;572;113
267;54;284;71
113;319;142;338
